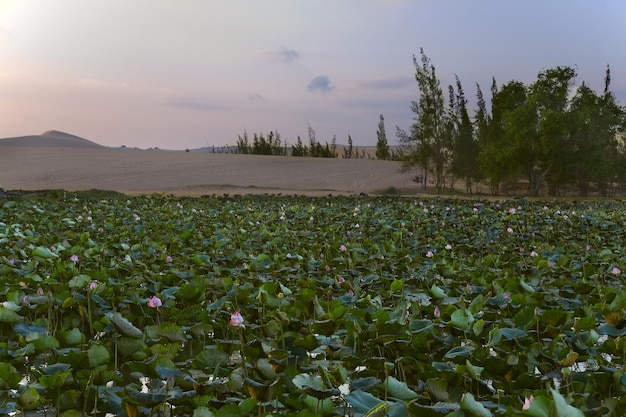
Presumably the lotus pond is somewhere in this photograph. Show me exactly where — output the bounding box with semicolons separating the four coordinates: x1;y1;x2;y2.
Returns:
1;193;626;416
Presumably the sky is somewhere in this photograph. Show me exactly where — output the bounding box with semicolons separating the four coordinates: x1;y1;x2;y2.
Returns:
1;0;625;150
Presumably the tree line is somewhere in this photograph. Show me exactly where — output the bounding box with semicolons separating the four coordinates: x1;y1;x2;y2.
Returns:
234;123;401;160
398;48;626;196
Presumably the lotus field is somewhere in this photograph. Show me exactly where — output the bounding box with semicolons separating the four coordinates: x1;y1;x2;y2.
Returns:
2;193;626;417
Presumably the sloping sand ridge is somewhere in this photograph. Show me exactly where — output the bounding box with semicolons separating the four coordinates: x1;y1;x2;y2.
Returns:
0;131;417;196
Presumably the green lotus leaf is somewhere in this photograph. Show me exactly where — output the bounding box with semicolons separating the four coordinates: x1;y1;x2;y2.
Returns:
106;311;143;338
381;375;418;400
409;401;460;416
350;376;381;391
57;389;81;412
444;345;475;359
345;390;384;413
31;246;58;259
58;328;86;346
18;386;41;410
450;307;474;330
523;395;551;417
425;378;449;402
364;401;389;417
409;319;434;333
31;335;60;353
88;343;111;368
125;385;167;407
192;406;215;417
0;306;23;324
160;325;186;342
116;336;147;358
460;392;492;417
40;371;72;388
194;346;230;370
0;362;21;389
549;387;584;417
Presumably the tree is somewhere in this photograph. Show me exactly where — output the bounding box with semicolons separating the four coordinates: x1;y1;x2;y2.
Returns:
343;135;354;159
568;66;624;195
292;136;306;156
450;75;480;193
375;114;390;160
524;66;577;196
330;134;338;158
236;130;251;154
399;48;448;192
478;79;527;193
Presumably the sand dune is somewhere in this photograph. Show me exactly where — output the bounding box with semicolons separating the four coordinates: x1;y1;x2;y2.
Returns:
0;130;104;149
0;131;417;196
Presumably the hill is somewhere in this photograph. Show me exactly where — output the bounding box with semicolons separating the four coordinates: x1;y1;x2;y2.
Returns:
0;130;104;149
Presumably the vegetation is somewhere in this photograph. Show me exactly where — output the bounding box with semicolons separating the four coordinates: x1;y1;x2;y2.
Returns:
375;115;391;161
236;126;337;158
399;50;626;197
2;193;626;415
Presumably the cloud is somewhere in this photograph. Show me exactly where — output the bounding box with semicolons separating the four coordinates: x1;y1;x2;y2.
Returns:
259;47;299;63
362;77;413;89
166;98;226;112
279;48;299;63
247;92;264;101
307;75;335;93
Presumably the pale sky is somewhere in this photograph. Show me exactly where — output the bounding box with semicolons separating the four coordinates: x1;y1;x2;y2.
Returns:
1;1;625;150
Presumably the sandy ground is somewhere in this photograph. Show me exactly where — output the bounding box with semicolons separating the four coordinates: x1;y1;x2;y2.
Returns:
0;131;418;196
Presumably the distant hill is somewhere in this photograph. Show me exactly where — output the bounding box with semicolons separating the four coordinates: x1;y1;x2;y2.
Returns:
0;130;104;148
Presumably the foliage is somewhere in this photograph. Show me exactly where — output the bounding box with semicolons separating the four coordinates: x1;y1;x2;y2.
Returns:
2;194;626;416
399;48;447;191
235;130;286;156
376;114;391;161
401;49;626;197
450;76;481;194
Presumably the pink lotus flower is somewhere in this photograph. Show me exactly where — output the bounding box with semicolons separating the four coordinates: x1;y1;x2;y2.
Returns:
337;276;345;284
611;267;621;275
147;295;162;308
166;255;172;263
89;281;98;291
426;251;434;258
339;244;346;252
230;311;245;328
522;394;534;410
434;306;440;318
70;254;79;263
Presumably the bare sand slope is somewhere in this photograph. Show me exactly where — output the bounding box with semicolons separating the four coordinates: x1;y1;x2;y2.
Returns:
0;132;417;196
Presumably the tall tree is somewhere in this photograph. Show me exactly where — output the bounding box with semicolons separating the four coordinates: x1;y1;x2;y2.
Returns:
343;135;354;159
568;67;625;195
375;114;390;160
292;136;306;156
450;75;480;193
526;66;577;195
478;79;527;193
399;48;447;192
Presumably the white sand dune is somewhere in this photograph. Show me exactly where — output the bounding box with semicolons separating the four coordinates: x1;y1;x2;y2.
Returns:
0;131;418;196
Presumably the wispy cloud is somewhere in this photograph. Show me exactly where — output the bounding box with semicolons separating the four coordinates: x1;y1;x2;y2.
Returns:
259;47;299;63
166;98;226;111
247;92;264;101
362;77;412;89
307;75;335;93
